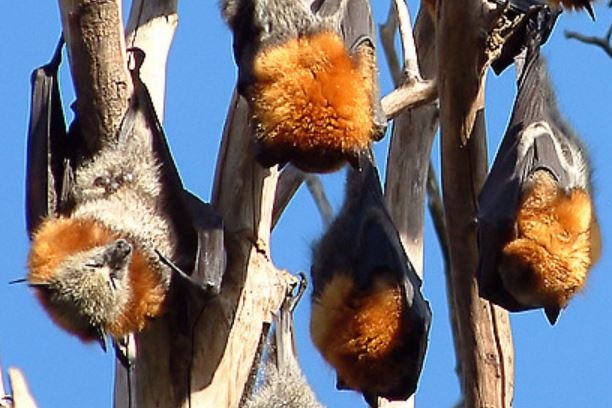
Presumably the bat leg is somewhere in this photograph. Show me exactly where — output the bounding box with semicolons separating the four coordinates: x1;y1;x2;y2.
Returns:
584;3;595;20
155;250;215;297
97;331;108;353
113;334;136;369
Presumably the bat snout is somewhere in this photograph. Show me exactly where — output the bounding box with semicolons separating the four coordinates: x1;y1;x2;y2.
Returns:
106;239;133;270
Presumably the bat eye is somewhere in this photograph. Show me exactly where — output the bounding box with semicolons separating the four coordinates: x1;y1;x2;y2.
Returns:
85;260;104;269
94;176;111;187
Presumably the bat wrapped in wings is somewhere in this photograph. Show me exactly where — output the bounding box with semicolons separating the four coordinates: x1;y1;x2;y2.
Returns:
477;20;601;324
310;155;431;405
24;42;225;349
221;0;386;173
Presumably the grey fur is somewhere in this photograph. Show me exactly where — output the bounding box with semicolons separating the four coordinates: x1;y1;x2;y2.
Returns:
37;88;175;337
243;361;324;408
222;0;343;44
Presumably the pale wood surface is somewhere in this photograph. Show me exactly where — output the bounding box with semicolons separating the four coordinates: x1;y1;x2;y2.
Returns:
437;1;514;406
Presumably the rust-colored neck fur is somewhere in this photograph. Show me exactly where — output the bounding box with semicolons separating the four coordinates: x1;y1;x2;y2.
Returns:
502;170;598;309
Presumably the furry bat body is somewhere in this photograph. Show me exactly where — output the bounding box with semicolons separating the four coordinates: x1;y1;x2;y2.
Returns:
25;45;225;346
243;277;322;408
222;0;386;172
477;22;600;324
310;157;431;405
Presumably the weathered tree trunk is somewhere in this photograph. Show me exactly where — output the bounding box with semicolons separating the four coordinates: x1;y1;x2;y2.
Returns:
437;1;514;407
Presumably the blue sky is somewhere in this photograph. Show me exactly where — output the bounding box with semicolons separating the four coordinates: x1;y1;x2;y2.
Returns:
1;1;610;407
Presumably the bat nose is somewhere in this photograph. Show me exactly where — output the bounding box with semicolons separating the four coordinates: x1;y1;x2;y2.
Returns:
114;239;132;258
107;239;132;269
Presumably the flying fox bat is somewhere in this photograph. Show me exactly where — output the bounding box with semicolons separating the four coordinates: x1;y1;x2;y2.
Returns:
477;20;601;325
221;0;386;173
24;42;225;350
310;156;431;406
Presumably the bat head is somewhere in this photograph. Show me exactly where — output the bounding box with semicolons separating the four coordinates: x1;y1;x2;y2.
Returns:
499;250;562;324
32;239;133;341
28;218;136;342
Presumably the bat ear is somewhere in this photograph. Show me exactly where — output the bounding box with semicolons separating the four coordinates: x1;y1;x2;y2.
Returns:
544;306;560;325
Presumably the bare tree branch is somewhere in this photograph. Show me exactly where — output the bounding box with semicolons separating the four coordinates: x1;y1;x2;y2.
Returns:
183;91;295;407
381;81;438;120
57;0;132;151
379;0;438;121
271;166;333;230
0;368;39;408
565;25;612;58
272;166;307;229
304;175;334;228
125;0;179;120
437;1;514;406
381;3;438;407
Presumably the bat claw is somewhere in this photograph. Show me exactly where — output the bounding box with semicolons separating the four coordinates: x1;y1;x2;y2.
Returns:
114;334;136;369
97;333;108;353
544;306;560;325
584;3;595;21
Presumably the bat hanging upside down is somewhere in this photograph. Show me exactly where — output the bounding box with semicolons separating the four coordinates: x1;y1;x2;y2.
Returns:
477;16;600;324
221;0;386;172
310;155;431;405
23;44;224;350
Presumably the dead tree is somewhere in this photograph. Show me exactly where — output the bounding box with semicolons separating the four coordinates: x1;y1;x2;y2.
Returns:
6;0;540;407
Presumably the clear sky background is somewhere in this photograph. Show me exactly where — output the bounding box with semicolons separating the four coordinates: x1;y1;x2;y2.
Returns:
1;1;610;407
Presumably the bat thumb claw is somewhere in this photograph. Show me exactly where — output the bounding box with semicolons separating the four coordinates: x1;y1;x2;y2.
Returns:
544;306;560;325
585;3;595;21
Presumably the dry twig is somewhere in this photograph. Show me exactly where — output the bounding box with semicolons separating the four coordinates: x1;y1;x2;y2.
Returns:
565;24;612;58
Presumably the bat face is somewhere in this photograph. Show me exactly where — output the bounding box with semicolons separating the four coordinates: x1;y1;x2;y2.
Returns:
477;28;600;324
310;160;430;402
28;217;167;341
222;0;386;172
34;240;132;340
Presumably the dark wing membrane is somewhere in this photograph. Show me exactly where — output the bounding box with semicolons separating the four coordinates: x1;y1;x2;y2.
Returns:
25;39;69;237
183;191;226;295
477;17;575;310
477;124;536;311
339;0;387;134
352;159;431;400
127;51;225;293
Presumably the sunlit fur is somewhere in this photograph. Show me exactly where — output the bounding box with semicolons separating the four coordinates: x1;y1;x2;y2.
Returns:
251;31;376;172
310;273;411;394
500;170;600;313
243;361;323;408
28;217;166;342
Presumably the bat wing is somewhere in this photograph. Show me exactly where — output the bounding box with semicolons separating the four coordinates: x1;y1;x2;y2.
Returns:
352;159;431;401
125;49;226;294
337;0;387;136
25;38;72;237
